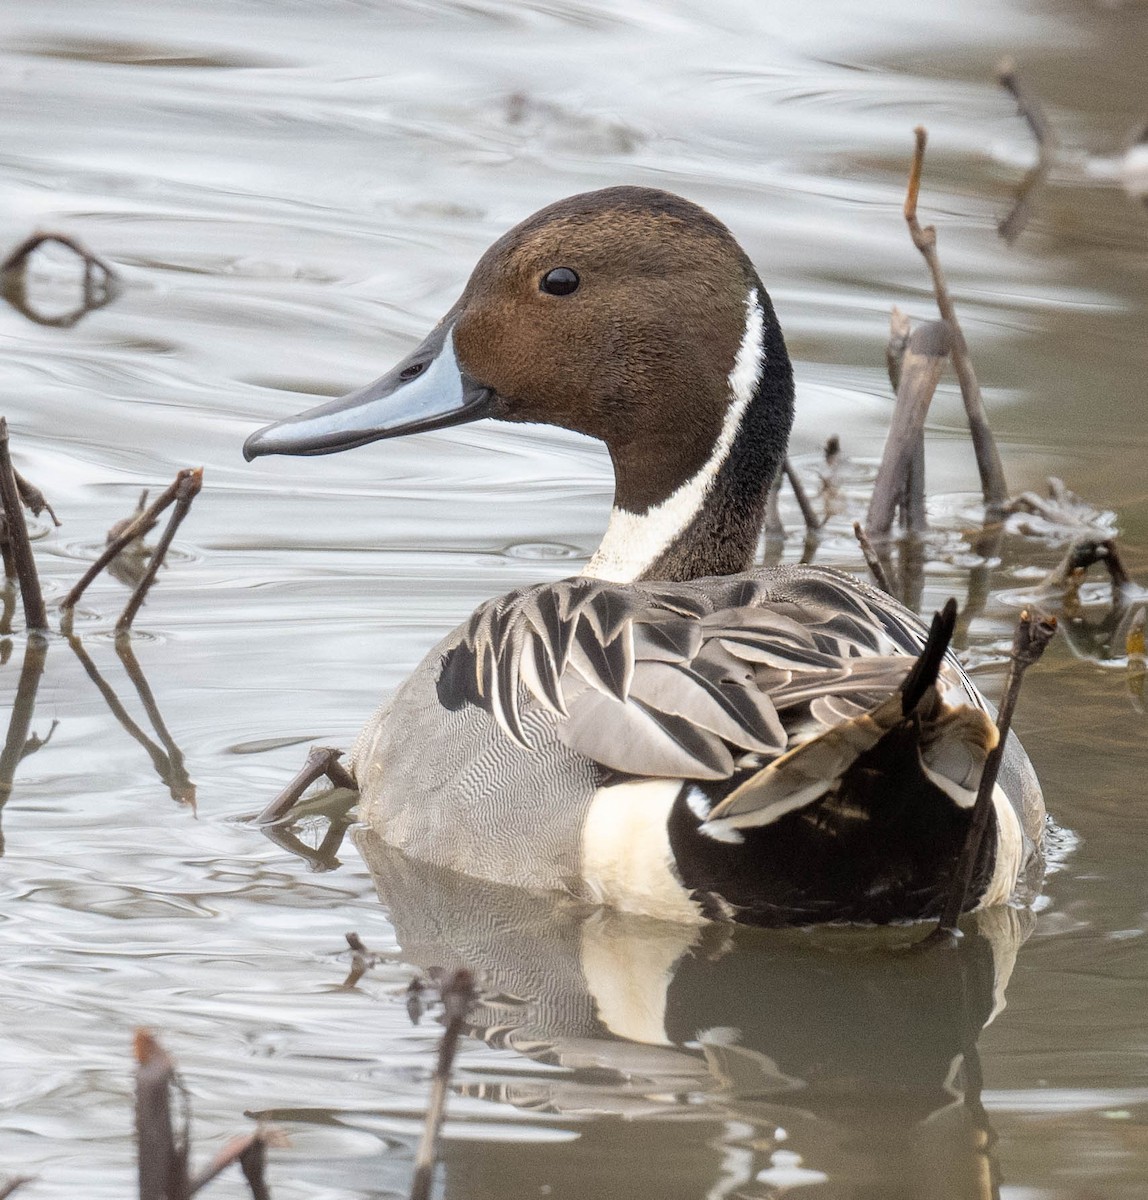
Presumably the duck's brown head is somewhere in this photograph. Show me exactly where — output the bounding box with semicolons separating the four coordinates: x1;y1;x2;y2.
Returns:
244;187;795;581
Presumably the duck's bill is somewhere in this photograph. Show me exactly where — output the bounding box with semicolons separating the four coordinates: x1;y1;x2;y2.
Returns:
242;322;493;460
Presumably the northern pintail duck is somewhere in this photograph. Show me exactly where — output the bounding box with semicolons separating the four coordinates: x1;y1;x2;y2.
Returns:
244;186;1044;926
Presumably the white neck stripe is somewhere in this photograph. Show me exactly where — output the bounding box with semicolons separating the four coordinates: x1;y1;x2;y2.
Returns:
583;288;765;583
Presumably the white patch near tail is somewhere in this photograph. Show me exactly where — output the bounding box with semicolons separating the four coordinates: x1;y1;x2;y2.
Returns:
975;784;1024;909
578;910;699;1045
581;779;706;925
583;288;765;583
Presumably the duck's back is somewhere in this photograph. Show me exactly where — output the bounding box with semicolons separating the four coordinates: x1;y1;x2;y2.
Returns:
352;565;1045;921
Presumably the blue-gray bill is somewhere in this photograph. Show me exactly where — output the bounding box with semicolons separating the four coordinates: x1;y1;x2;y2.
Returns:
242;321;492;460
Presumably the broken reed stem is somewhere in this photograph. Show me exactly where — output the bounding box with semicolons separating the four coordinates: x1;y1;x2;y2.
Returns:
866;319;951;539
189;1134;272;1199
853;521;892;594
135;1029;191;1200
782;459;822;534
930;609;1058;941
997;58;1059;156
254;746;357;825
0;419;48;635
115;468;202;631
904;127;1010;513
410;970;476;1200
60;470;198;611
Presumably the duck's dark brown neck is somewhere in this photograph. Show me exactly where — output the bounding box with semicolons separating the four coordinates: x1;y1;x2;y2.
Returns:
584;285;794;584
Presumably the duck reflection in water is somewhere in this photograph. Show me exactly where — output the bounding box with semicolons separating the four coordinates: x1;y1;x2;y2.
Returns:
350;829;1029;1200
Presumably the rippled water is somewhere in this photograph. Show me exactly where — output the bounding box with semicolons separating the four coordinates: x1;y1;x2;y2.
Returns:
3;1;1148;1197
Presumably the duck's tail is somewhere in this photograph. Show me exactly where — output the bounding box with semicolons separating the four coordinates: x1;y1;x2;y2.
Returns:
704;598;997;833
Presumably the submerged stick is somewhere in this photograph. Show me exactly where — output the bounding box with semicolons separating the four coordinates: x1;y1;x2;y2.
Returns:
904;128;1010;512
782;459;822;533
117;468;203;631
865;320;951;539
928;609;1057;942
853;521;892;595
254;746;357;826
0;420;48;635
410;969;476;1200
0;1178;31;1200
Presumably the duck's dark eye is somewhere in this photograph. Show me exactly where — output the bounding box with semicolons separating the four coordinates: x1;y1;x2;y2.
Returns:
540;267;579;296
399;361;426;381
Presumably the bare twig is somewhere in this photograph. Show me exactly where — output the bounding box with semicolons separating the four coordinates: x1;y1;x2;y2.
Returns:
866;319;951;538
0;1178;31;1200
135;1029;191;1200
410;969;476;1200
190;1132;276;1199
254;746;357;826
853;521;892;594
61;468;201;613
782;459;822;534
997;59;1060;156
0;420;48;635
926;609;1058;942
904;128;1010;512
117;468;203;631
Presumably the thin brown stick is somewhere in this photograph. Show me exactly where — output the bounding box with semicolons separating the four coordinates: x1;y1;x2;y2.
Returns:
853;521;892;594
135;1029;191;1200
866;320;951;538
189;1132;274;1198
926;609;1057;943
410;970;476;1200
116;469;202;631
0;1178;31;1200
904;128;1010;512
254;746;357;826
60;469;200;612
782;459;821;533
0;420;47;635
997;59;1060;156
